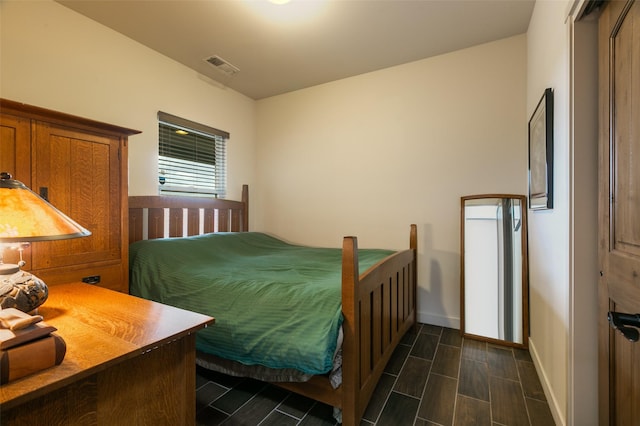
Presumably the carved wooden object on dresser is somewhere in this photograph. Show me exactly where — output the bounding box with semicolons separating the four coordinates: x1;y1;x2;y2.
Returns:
0;99;140;292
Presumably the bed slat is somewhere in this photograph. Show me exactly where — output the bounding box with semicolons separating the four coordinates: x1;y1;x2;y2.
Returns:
129;208;143;243
203;209;215;234
186;208;200;236
148;208;165;240
168;208;183;237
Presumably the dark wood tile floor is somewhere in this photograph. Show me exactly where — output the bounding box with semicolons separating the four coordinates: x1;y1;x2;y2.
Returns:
195;323;555;425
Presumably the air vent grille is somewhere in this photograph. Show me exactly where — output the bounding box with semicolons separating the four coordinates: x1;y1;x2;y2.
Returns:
204;55;240;76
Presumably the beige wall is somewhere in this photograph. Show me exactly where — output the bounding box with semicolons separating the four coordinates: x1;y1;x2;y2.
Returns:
0;0;256;201
527;2;570;423
1;1;527;330
254;35;528;328
526;1;599;425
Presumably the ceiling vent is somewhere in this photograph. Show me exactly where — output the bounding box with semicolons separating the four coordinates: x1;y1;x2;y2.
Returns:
204;55;240;76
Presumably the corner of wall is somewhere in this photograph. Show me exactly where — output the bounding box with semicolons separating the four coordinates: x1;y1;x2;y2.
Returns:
529;338;566;426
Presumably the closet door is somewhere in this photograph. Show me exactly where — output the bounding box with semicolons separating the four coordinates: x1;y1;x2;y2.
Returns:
598;0;640;423
30;122;123;285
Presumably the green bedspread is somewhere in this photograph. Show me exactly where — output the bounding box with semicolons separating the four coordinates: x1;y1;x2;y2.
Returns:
129;232;393;375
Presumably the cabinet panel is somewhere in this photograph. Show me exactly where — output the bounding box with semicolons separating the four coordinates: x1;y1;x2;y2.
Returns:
0;113;32;267
33;262;123;292
0;114;31;180
31;123;122;270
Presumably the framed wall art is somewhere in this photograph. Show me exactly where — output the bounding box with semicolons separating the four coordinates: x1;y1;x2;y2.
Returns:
528;88;553;210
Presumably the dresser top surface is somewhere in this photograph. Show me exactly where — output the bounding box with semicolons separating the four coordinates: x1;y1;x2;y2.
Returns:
0;282;214;407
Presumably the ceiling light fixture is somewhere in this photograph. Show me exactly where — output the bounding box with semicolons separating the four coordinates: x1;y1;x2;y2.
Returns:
248;0;326;24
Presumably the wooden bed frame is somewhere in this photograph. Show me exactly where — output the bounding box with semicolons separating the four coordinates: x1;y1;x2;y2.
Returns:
128;185;418;426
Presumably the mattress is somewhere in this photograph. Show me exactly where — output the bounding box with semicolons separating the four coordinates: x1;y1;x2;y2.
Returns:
129;232;393;376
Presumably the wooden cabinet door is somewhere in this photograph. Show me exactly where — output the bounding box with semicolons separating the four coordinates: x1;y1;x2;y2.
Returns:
30;122;122;271
0;113;31;180
0;113;33;267
598;1;640;424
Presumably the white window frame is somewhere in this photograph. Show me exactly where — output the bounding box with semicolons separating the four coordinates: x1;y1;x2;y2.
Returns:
158;111;228;198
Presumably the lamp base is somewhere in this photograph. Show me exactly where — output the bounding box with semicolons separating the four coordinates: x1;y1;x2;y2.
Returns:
0;263;20;275
0;270;48;313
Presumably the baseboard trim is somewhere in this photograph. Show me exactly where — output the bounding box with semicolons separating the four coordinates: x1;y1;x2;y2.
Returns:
529;338;566;426
418;311;459;330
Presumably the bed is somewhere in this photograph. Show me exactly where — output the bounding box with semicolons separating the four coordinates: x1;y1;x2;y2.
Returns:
128;185;417;425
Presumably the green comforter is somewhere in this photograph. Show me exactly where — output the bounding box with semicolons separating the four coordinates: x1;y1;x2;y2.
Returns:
129;232;393;375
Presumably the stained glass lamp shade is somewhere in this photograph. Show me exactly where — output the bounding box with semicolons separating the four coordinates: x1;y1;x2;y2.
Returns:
0;172;91;311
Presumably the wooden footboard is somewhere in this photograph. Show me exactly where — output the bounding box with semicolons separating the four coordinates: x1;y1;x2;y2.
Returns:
127;188;418;426
277;225;418;425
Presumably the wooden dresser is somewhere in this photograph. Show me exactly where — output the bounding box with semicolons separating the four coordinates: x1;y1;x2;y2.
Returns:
0;282;214;425
0;99;140;292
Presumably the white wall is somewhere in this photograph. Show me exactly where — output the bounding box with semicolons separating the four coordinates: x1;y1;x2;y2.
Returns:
526;1;599;425
254;35;528;328
527;2;570;423
0;0;256;201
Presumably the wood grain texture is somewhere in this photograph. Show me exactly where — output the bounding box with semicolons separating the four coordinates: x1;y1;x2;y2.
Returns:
440;327;462;347
96;335;196;425
517;359;546;401
32;124;120;269
362;373;396;422
417;373;457;425
0;113;31;180
393;356;431;397
526;397;556;426
128;188;248;242
487;345;519;381
598;2;640;424
489;375;529;426
458;358;489;402
454;394;491;426
431;343;460;378
410;333;439;360
0;113;32;269
0;282;213;425
461;338;487;362
376;392;420;425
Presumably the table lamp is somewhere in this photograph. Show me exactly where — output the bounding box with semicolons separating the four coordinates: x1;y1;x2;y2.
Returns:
0;172;91;312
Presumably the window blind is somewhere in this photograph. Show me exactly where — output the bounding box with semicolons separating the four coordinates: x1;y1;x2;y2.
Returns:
158;112;228;198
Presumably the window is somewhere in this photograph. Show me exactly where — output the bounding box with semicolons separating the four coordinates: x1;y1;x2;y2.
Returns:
158;111;228;198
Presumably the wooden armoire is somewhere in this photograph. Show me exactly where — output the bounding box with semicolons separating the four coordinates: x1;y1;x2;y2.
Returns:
0;99;140;293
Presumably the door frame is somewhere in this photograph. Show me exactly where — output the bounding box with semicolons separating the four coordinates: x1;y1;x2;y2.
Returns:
568;1;600;425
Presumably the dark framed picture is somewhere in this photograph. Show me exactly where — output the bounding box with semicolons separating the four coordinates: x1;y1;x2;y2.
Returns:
528;88;553;210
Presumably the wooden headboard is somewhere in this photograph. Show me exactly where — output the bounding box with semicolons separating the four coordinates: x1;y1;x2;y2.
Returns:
128;185;248;244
